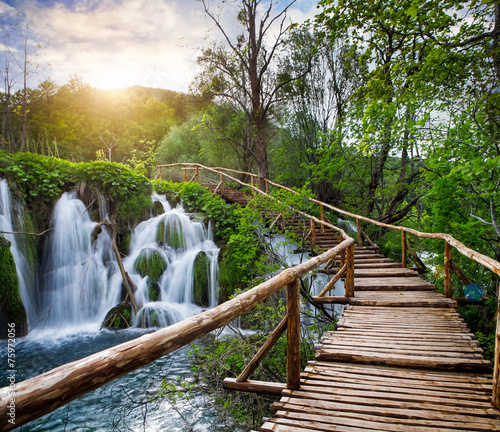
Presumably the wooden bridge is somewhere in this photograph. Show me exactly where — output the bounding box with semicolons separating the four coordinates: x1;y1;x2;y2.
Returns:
1;164;500;431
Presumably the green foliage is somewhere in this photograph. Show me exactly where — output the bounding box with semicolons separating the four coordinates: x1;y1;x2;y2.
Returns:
134;249;168;302
0;236;27;333
193;251;209;306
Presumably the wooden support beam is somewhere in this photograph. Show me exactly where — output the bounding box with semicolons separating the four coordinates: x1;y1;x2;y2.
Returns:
451;260;471;285
182;168;187;182
222;378;286;396
361;229;376;248
406;243;426;271
345;244;355;298
444;241;452;298
287;278;300;390
401;230;407;268
317;263;347;297
195;165;199;182
269;213;283;230
312;296;349;304
236;317;287;383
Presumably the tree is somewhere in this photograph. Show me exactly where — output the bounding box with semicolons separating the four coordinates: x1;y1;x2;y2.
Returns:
194;0;310;189
314;0;493;223
274;27;367;201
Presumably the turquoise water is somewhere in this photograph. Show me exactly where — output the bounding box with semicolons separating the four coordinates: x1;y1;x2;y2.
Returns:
1;329;227;431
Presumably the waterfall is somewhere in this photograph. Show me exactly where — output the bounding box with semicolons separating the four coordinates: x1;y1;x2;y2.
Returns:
1;187;219;334
37;192;120;331
119;193;220;327
0;180;36;326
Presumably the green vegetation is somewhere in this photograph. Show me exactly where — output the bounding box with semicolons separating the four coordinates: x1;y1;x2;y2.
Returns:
0;236;27;337
134;249;168;302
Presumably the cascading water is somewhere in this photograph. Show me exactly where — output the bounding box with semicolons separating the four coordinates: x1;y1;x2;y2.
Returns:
115;193;220;327
37;191;120;332
0;179;36;326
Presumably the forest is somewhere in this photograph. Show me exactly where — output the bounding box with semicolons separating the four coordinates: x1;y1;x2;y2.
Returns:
0;0;499;429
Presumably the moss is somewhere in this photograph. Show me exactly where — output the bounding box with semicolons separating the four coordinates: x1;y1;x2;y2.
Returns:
157;219;184;248
0;236;27;337
134;249;168;282
193;251;209;306
101;303;132;329
134;249;167;302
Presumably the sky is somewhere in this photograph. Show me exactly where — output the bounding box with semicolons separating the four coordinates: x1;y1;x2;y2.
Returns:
0;0;318;93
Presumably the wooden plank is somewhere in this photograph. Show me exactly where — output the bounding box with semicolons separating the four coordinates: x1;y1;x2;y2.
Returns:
222;378;285;395
272;398;500;428
295;382;494;407
272;404;500;431
353;268;419;277
300;371;492;396
353;277;436;290
279;392;499;417
315;348;492;371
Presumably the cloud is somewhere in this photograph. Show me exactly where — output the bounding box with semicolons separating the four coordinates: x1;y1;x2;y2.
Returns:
7;0;211;90
0;0;317;91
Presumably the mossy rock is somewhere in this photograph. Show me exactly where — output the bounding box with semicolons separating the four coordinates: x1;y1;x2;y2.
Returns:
134;249;168;283
0;236;27;338
193;251;209;307
152;201;165;216
156;220;184;248
149;281;161;302
101;302;132;329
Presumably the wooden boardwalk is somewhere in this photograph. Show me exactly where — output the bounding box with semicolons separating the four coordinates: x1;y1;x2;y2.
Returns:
259;247;500;431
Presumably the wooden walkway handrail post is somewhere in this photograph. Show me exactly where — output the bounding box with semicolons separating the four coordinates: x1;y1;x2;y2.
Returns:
356;218;362;246
182;168;187;182
287;278;301;390
494;280;500;408
444;241;452;298
345;243;355;298
320;205;325;233
402;231;407;268
310;219;316;249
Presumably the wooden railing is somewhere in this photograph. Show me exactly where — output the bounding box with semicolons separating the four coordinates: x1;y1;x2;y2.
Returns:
157;163;500;407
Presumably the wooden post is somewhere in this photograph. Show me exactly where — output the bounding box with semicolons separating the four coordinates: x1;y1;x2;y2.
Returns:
265;179;269;194
493;281;500;408
310;219;316;249
195;165;199;183
356;218;362;247
251;176;255;187
340;249;346;267
182;169;187;182
320;205;325;233
444;241;452;298
345;244;355;298
287;278;300;390
402;230;407;268
158;166;162;179
219;169;224;194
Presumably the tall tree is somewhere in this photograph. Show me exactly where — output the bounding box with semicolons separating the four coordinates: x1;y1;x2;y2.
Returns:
275;27;366;201
194;0;309;189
